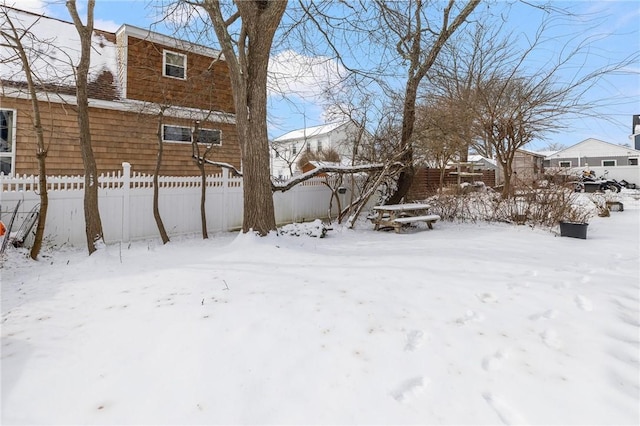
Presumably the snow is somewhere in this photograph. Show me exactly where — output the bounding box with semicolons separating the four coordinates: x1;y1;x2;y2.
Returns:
1;7;118;87
273;121;347;142
2;192;639;425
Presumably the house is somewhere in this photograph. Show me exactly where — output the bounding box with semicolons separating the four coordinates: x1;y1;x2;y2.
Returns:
270;121;369;179
0;6;240;177
467;154;498;173
545;138;640;183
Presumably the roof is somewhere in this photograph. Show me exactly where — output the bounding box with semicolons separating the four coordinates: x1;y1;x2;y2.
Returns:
274;121;349;142
0;6;118;90
1;7;224;101
467;155;497;166
534;150;558;158
546;138;640;159
116;24;222;59
516;148;546;158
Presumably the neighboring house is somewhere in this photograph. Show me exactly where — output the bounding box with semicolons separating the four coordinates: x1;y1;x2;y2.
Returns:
270;121;369;179
467;154;498;173
545;138;639;169
544;138;640;182
0;7;240;177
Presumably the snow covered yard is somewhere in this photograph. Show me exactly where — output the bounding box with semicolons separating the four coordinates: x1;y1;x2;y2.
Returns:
2;193;639;425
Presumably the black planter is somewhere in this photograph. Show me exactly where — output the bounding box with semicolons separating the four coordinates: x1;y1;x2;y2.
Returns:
559;221;588;239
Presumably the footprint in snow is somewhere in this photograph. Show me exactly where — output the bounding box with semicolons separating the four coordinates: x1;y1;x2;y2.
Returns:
483;392;526;425
477;293;498;303
391;376;428;403
482;349;510;371
456;310;485;325
404;330;425;352
574;295;593;311
541;329;562;349
529;309;559;321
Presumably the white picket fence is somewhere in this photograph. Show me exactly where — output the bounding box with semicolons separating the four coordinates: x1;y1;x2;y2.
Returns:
0;162;350;247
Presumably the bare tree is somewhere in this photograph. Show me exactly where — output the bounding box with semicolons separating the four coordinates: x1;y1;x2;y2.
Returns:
66;0;104;253
0;8;49;260
196;0;286;236
413;98;467;192
191;120;219;239
377;0;481;204
153;107;171;244
471;21;636;197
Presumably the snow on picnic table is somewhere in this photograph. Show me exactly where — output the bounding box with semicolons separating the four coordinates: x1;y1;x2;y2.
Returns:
1;193;639;425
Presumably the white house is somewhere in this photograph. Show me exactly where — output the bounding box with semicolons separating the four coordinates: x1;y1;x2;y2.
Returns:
545;138;640;183
270;121;368;179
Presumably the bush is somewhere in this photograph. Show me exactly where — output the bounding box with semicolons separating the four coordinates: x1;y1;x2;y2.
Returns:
424;185;594;227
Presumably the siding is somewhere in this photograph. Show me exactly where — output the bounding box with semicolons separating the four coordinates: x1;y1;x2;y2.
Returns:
547;156;638;167
124;36;235;113
5;97;240;176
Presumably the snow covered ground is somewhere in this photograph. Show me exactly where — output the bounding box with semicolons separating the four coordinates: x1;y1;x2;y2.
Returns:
2;192;639;425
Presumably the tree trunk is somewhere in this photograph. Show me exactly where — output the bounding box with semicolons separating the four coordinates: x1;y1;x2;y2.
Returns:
203;0;286;236
3;9;50;260
387;75;419;204
198;161;208;239
30;104;48;260
154;118;170;244
67;0;104;254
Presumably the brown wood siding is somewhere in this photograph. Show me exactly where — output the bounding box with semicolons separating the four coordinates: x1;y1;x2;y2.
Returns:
4;97;240;176
125;37;235;114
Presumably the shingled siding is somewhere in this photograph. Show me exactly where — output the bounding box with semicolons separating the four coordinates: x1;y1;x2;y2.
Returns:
4;96;240;176
124;36;235;114
408;167;496;200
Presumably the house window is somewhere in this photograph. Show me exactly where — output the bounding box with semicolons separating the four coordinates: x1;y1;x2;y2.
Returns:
162;125;221;145
559;161;571;168
292;145;297;155
163;50;186;80
0;109;16;175
162;125;191;143
197;129;221;146
629;158;638;166
317;141;323;152
601;160;616;167
306;143;310;153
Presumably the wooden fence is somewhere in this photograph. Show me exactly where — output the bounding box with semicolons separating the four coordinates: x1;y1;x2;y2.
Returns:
0;162;351;247
408;167;496;200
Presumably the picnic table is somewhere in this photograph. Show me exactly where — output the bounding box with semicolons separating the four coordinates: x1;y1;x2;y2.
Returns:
371;203;440;233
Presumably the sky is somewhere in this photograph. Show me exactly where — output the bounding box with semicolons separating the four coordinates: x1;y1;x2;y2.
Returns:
3;0;640;151
2;190;639;424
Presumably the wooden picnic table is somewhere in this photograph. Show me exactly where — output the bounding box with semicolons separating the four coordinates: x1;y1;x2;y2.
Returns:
371;203;440;233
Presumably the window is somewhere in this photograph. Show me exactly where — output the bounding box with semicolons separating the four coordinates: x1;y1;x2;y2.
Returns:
0;109;16;175
317;141;323;152
601;160;616;167
292;144;297;155
629;158;638;166
163;50;186;79
162;125;221;145
197;129;221;146
162;125;191;143
559;161;571;168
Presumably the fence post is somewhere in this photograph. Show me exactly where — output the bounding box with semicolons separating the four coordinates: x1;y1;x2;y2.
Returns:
121;162;131;243
221;168;228;231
